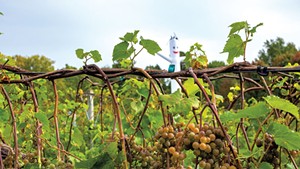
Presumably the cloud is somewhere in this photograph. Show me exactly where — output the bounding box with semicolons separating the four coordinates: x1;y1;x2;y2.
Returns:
0;0;300;69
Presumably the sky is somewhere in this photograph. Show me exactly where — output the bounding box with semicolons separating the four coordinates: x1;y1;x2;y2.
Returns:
1;0;300;70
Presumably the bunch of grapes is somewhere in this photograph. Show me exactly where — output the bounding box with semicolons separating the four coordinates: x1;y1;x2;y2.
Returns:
121;122;237;169
256;133;279;168
123;136;161;169
181;123;236;169
153;124;187;168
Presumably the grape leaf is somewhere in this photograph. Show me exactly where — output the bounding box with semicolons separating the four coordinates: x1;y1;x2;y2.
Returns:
236;102;270;119
221;34;244;64
112;41;132;61
220;102;270;122
267;122;300;150
76;152;114;169
264;95;299;121
158;90;199;115
130;100;144;113
2;124;12;144
294;83;300;90
183;78;199;96
72;128;84;147
0;109;9;121
106;141;118;159
75;48;85;59
158;89;182;106
121;30;139;44
148;110;164;127
249;23;263;35
228;21;248;36
227;92;234;102
139;38;161;55
183;78;210;96
220;111;236;122
195;55;208;68
35;112;49;128
173;96;199;115
90;50;102;62
259;162;273;169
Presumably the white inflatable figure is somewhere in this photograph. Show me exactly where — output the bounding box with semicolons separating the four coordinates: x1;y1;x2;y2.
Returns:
157;34;181;93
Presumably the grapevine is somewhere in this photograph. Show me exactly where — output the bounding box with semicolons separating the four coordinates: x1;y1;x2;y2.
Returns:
0;26;300;168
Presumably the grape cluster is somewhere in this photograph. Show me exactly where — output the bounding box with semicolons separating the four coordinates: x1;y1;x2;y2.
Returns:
256;133;279;168
1;151;74;169
122;122;237;169
124;136;161;169
154;124;187;168
182;123;236;169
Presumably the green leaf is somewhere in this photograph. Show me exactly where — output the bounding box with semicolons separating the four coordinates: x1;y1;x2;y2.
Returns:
34;112;49;128
267;122;300;150
294;83;300;91
259;162;273;169
112;41;132;61
220;111;236;122
137;86;149;98
72;128;84;147
148;110;164;127
3;125;12;142
159;89;182;106
227;92;234;102
221;34;244;64
236;102;270;119
158;90;199;115
119;59;133;69
76;152;113;169
130;101;144;113
264;95;299;121
183;78;199;96
75;48;85;59
0;109;9;121
90;50;102;62
183;78;210;96
139;39;161;55
173;96;199;115
220;102;270;122
249;23;263;35
228;21;248;36
0;12;3;15
91;153;115;169
106;141;118;159
121;30;139;44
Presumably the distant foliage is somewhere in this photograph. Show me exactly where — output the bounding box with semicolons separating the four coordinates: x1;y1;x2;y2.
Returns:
255;37;298;66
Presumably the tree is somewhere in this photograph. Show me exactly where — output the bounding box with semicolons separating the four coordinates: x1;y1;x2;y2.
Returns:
255;37;298;66
208;60;225;68
13;55;55;72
